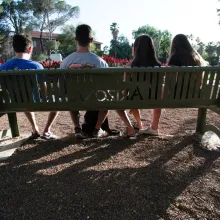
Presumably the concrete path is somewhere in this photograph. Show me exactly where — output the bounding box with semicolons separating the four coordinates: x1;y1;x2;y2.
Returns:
0;134;29;161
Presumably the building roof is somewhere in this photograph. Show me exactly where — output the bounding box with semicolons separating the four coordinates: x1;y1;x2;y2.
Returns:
31;31;59;39
93;40;103;45
31;31;103;44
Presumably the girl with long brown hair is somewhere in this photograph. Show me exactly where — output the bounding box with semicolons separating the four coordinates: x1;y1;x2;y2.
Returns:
150;34;208;133
126;34;162;135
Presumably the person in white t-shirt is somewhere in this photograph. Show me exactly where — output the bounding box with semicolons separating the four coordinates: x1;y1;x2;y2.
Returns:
61;24;136;138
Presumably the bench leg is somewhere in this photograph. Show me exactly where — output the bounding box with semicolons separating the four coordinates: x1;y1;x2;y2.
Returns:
7;113;19;137
196;108;207;134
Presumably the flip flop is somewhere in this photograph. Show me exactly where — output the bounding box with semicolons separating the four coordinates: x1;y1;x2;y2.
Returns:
41;132;57;140
29;132;41;140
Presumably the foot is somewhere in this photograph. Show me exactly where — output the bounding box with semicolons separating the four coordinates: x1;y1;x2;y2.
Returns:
75;127;87;139
41;132;57;140
93;128;107;138
29;132;41;140
140;126;159;136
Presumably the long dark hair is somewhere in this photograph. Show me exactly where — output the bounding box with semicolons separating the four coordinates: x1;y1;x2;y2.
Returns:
168;34;203;66
131;35;161;67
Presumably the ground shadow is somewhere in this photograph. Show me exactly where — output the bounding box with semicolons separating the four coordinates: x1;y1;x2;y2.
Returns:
0;135;219;220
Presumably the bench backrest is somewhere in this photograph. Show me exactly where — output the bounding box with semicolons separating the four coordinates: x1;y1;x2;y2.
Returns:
0;67;219;112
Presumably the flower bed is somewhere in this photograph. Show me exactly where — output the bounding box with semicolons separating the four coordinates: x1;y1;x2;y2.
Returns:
39;58;61;69
102;56;132;67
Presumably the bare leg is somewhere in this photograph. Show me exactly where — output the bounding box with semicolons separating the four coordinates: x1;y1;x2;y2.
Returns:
151;109;161;130
130;109;143;129
24;112;39;134
95;110;108;129
116;110;135;136
69;111;81;128
43;111;59;135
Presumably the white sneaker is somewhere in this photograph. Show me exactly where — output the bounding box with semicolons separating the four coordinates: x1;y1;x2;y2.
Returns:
93;128;107;138
140;127;159;136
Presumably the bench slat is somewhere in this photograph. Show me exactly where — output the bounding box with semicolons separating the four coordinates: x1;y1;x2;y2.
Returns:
58;74;67;103
0;76;10;104
163;72;171;100
38;74;47;103
52;76;60;103
150;72;157;100
17;75;29;104
24;75;34;103
45;75;53;103
31;75;41;103
193;72;203;99
169;72;177;99
5;76;16;104
200;71;210;99
212;71;220;99
206;71;216;99
11;75;22;103
181;72;191;99
175;72;184;99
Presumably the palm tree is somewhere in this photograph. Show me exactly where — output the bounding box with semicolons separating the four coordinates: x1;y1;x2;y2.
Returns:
205;42;217;63
110;22;119;58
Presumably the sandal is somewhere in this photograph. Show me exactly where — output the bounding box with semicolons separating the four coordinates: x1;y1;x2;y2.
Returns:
41;132;57;140
29;132;41;140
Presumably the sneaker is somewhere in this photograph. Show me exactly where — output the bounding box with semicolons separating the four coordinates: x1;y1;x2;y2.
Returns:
41;132;57;140
140;127;159;136
93;128;107;138
75;127;87;139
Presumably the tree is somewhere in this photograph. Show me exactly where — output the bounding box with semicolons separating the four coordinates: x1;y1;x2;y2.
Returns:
132;25;172;61
56;24;77;57
205;42;216;63
30;0;79;53
110;22;119;58
109;35;132;59
0;0;33;33
31;0;79;39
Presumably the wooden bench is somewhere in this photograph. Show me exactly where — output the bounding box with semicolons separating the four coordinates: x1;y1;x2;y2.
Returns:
0;67;220;138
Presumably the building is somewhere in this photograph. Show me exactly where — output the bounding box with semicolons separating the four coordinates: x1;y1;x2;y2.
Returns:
31;31;59;54
30;31;103;54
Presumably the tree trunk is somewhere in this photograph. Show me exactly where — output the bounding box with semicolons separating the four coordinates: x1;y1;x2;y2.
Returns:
40;31;44;53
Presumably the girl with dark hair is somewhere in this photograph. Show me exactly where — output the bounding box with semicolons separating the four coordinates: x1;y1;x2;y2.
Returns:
126;35;162;135
149;34;208;133
168;34;208;66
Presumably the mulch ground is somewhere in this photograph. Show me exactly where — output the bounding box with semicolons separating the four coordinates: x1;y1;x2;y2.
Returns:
0;109;220;220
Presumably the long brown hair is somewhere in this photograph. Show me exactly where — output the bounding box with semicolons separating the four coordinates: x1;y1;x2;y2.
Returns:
168;34;205;66
131;35;161;67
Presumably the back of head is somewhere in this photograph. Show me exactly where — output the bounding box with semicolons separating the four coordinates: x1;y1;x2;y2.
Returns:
170;34;194;55
132;35;160;67
13;33;33;53
169;34;203;66
75;24;93;47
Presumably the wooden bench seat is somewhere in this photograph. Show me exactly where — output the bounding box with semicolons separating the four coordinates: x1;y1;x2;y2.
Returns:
0;67;219;138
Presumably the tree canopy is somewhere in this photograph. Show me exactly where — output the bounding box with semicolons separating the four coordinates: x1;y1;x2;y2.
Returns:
132;25;172;62
109;35;132;59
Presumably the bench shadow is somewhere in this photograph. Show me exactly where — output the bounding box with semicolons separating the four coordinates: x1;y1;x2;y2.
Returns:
0;135;219;220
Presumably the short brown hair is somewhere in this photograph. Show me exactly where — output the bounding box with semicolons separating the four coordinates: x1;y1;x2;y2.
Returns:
13;33;33;53
75;24;93;47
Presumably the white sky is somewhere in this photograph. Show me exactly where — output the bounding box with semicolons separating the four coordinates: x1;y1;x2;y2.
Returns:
65;0;220;48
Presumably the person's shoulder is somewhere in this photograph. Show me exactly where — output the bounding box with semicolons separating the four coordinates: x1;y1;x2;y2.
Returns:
0;59;13;70
90;53;108;67
28;60;44;69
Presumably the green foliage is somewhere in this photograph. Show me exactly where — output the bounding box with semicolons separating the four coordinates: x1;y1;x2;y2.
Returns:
110;22;119;32
0;0;33;33
56;24;77;57
132;25;172;61
31;0;80;40
31;53;48;61
109;35;132;59
46;40;60;51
